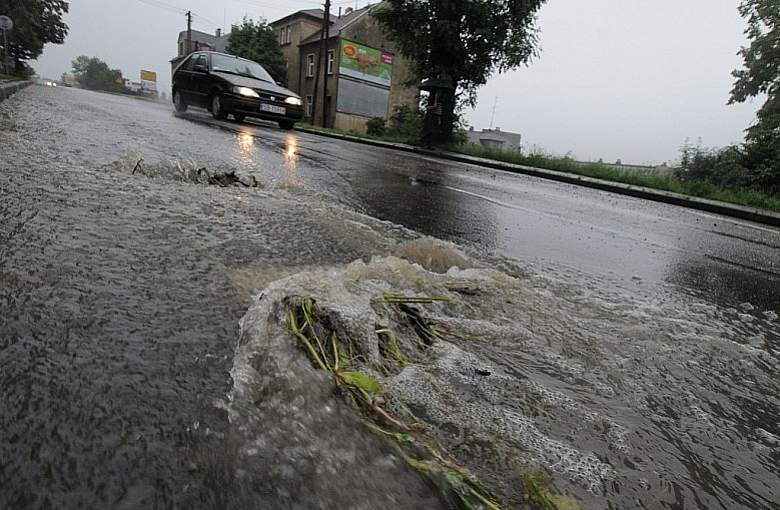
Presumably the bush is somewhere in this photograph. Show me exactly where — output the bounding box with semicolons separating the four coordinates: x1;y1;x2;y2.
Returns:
366;117;386;137
386;104;424;143
676;143;780;195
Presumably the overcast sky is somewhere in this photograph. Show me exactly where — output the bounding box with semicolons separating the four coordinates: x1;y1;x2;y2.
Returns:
33;0;759;164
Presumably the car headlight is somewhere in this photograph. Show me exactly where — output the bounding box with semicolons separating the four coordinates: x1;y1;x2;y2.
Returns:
284;97;302;106
234;86;259;98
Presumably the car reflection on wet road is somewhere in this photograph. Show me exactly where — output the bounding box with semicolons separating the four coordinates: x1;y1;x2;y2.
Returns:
178;102;780;311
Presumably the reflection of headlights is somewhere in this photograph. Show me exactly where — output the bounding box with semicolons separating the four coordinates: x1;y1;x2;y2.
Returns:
234;86;259;98
284;97;302;106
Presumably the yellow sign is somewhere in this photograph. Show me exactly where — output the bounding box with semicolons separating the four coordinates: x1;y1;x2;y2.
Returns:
140;70;157;82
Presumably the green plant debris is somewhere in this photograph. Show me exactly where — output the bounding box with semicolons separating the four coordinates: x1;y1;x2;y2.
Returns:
383;293;450;304
520;471;579;510
286;296;502;509
285;296;573;510
376;327;410;369
339;371;383;393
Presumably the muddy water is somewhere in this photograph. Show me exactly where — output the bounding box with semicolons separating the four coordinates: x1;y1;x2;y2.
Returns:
0;86;778;509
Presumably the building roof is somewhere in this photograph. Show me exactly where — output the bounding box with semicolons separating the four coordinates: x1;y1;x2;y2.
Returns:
177;29;230;52
299;6;372;45
270;9;325;27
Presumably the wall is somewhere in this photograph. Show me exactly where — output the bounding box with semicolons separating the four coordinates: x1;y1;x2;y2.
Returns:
339;13;417;120
298;38;340;126
275;17;322;94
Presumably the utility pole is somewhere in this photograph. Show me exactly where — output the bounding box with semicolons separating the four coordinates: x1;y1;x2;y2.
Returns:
311;0;330;126
489;96;498;129
186;11;192;55
321;0;331;128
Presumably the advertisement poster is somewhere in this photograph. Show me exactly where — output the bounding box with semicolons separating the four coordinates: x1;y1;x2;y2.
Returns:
339;39;394;88
140;70;157;92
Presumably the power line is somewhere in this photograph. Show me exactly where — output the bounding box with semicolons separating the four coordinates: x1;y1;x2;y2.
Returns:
134;0;185;15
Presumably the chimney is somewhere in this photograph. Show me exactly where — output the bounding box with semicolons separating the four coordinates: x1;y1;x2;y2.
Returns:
338;7;342;18
216;28;222;37
495;127;501;132
345;7;354;15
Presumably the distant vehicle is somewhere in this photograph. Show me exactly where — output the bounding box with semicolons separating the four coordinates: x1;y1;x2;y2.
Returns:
172;51;303;130
36;78;58;87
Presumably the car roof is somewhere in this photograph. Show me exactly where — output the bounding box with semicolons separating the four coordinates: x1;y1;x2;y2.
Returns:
196;51;256;64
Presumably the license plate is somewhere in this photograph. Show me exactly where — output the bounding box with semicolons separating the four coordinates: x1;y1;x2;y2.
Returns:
260;104;286;115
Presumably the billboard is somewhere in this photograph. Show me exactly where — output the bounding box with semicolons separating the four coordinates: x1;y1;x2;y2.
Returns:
140;70;157;82
339;39;394;88
140;70;157;92
336;78;390;118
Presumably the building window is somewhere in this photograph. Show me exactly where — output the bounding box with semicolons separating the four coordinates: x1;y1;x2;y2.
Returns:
327;50;335;75
279;26;292;45
306;54;315;78
305;95;313;117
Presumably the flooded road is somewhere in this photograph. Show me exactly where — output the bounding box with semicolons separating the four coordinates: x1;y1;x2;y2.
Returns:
1;85;778;509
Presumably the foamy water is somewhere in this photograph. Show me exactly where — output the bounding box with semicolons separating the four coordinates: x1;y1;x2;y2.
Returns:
226;245;780;509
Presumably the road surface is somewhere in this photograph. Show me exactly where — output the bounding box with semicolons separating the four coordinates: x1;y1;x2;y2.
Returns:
1;85;778;509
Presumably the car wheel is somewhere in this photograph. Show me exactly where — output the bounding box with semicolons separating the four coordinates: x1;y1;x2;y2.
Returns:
173;90;187;113
278;120;295;130
233;113;246;123
211;93;228;120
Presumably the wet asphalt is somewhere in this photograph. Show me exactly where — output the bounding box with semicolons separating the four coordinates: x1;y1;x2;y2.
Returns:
178;98;780;312
1;85;778;509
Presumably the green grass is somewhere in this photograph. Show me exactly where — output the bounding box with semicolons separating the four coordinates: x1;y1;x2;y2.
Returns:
0;73;23;81
297;123;780;213
450;144;780;212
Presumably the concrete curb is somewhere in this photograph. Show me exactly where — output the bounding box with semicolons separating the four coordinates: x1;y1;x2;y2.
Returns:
0;80;32;102
296;127;780;228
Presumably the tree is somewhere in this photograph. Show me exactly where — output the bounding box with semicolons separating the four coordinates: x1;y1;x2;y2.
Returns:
226;18;287;85
71;56;122;92
0;0;69;73
730;0;780;194
374;0;546;145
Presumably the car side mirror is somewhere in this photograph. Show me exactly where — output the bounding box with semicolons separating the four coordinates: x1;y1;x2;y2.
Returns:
193;63;208;73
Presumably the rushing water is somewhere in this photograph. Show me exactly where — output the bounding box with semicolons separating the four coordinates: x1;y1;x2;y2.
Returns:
1;86;778;509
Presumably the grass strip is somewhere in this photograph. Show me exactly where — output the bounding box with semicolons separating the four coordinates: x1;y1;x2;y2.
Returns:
297;123;780;213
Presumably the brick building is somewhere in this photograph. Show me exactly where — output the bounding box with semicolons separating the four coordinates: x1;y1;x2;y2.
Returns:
270;6;417;133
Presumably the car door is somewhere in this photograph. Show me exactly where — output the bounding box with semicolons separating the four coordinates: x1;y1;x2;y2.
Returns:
174;54;196;102
189;53;210;107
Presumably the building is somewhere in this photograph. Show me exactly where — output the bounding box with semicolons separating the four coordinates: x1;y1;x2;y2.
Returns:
270;6;417;133
467;127;523;152
170;28;229;71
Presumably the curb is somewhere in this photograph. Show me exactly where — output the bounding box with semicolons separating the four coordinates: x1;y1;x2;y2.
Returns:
0;80;32;103
296;127;780;228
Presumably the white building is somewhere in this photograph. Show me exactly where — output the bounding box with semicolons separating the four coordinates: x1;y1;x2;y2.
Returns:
467;127;522;152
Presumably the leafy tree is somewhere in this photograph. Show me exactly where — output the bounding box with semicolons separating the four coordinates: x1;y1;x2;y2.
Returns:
0;0;69;73
730;0;780;194
71;56;122;92
226;18;287;85
374;0;546;145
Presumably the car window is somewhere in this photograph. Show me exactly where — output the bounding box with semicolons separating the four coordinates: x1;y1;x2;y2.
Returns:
179;54;196;71
211;54;275;84
194;54;207;70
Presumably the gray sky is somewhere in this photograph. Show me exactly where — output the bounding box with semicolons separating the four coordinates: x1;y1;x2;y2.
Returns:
34;0;759;164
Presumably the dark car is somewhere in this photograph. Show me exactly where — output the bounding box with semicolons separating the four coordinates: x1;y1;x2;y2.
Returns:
172;51;304;130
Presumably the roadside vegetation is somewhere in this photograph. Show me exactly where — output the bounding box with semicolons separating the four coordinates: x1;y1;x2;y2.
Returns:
299;106;780;213
0;0;69;77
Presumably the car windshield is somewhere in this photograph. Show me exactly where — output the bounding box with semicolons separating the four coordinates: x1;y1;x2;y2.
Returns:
211;54;275;84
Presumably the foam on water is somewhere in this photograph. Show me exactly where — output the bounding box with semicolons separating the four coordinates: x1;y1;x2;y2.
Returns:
224;236;780;508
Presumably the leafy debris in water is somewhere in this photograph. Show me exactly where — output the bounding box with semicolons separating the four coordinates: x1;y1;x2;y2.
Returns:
286;296;503;510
